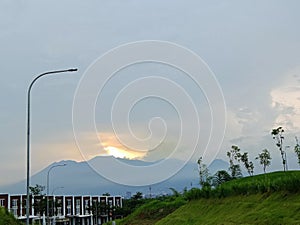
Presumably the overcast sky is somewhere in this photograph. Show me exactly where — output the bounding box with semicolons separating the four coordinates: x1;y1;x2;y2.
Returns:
1;0;300;186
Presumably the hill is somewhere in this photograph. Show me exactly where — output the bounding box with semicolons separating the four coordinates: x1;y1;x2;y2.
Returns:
157;192;300;225
112;171;300;225
0;156;227;196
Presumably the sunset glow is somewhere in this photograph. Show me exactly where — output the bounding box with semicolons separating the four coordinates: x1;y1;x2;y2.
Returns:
104;146;146;159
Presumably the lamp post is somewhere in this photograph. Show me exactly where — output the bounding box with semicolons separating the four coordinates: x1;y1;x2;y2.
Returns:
26;68;77;225
47;164;66;225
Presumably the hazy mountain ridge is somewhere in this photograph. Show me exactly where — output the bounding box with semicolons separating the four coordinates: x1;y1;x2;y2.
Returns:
1;156;228;196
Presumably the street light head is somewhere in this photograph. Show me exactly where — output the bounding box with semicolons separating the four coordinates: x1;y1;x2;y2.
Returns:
68;68;78;72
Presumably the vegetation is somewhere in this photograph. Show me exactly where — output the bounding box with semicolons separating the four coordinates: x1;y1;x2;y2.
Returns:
197;157;210;187
29;184;45;196
271;126;286;171
157;192;300;225
216;170;300;196
256;149;271;173
108;171;300;225
211;170;232;187
184;171;300;200
29;184;46;216
295;136;300;166
105;195;186;225
240;152;254;176
227;145;243;178
0;207;23;225
117;192;148;218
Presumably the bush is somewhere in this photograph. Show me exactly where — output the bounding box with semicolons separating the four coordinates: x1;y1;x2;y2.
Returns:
111;196;186;225
0;207;23;225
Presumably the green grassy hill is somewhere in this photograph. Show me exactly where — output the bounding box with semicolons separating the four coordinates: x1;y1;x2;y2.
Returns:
157;192;300;225
110;171;300;225
108;196;187;225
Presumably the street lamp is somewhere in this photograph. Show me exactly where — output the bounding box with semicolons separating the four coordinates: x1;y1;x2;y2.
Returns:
47;164;66;225
26;68;77;225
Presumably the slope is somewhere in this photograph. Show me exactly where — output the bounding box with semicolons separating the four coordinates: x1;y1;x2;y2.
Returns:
156;193;300;225
110;171;300;225
157;171;300;225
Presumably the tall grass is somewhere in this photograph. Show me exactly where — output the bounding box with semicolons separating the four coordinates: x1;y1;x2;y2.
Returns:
184;171;300;200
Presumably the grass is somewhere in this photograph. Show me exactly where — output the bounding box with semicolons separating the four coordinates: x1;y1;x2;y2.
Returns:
105;196;186;225
217;171;300;196
157;171;300;225
184;171;300;200
111;171;300;225
156;192;300;225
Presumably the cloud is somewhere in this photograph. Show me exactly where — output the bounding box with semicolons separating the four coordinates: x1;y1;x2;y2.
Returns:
270;68;300;131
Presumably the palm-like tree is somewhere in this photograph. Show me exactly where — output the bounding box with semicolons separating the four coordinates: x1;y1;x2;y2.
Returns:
271;127;286;171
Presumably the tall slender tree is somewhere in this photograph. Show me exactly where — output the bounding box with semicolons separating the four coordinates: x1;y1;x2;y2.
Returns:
240;152;254;176
227;145;242;178
197;157;210;187
256;149;271;174
294;136;300;166
271;127;286;171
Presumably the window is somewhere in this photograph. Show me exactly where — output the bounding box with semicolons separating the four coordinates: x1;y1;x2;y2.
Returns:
67;199;72;215
56;199;62;216
11;199;18;216
115;198;120;207
84;199;89;215
75;199;80;214
0;199;5;207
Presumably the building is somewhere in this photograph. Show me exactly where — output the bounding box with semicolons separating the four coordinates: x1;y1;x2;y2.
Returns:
0;193;123;225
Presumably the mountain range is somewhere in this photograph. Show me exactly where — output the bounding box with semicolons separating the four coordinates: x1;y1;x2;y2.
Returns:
1;156;228;197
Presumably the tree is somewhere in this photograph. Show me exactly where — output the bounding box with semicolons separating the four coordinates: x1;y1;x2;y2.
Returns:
271;126;286;171
29;184;46;217
240;152;254;176
169;188;180;197
294;136;300;166
212;170;232;187
119;192;146;217
227;145;243;178
197;157;210;187
29;184;45;195
255;149;271;173
132;192;143;200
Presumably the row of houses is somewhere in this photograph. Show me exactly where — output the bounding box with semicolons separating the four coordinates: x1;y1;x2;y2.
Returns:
0;193;123;225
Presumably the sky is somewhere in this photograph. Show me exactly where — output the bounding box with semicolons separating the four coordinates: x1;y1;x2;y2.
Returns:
1;0;300;186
